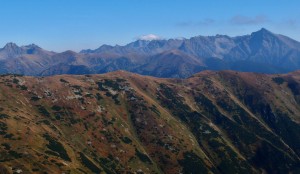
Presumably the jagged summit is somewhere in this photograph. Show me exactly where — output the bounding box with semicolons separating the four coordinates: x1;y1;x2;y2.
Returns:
251;28;275;37
2;43;42;50
24;43;41;49
258;27;271;33
0;42;23;59
3;42;19;49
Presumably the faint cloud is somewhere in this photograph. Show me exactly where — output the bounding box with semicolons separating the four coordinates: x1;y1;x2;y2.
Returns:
176;18;215;27
137;34;162;41
177;21;193;27
275;18;299;31
230;15;269;25
198;18;215;25
283;19;298;28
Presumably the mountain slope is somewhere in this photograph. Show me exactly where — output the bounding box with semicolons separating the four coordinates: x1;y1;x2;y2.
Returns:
0;43;55;75
134;50;205;78
225;28;300;70
0;70;300;173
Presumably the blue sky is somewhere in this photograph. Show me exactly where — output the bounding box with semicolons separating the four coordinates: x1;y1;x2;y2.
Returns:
0;0;299;52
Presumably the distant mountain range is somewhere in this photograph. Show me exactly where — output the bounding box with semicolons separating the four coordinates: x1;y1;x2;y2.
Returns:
1;28;300;77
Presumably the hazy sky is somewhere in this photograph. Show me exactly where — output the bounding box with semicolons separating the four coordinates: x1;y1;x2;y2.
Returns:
0;0;299;52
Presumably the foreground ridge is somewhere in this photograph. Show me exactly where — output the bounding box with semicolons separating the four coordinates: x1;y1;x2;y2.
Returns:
0;70;300;173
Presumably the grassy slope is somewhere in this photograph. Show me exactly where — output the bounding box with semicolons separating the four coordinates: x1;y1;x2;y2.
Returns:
0;70;299;174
